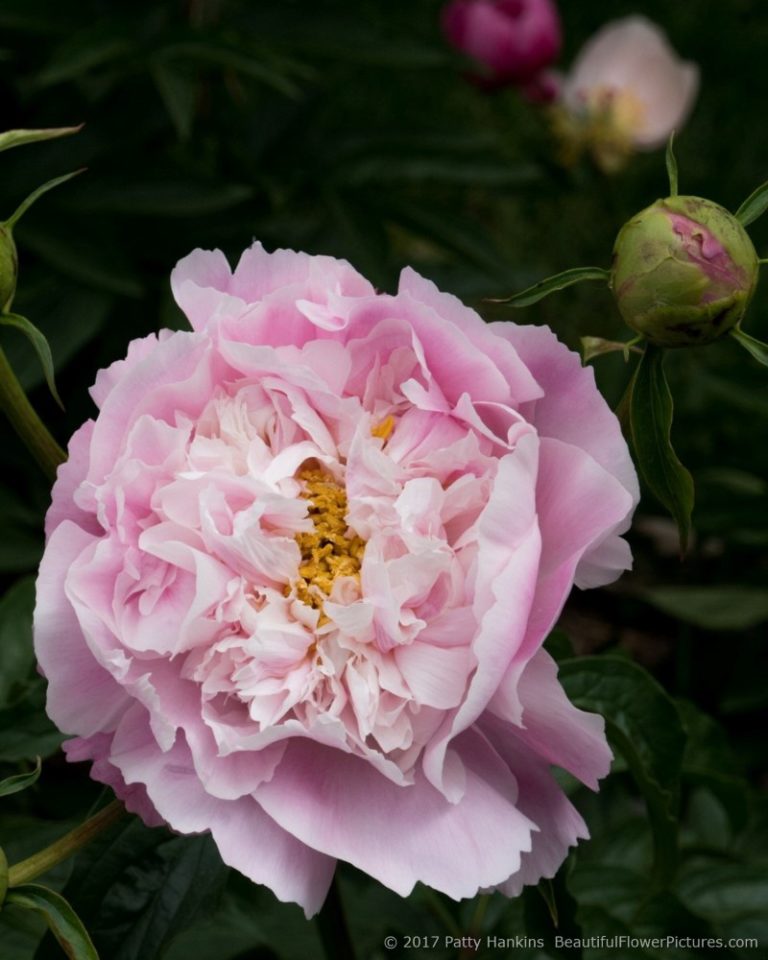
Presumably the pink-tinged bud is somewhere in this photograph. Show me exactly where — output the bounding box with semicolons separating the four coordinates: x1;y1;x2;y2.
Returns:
611;196;759;347
442;0;561;87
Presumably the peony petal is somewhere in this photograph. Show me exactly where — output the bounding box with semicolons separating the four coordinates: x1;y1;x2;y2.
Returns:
422;433;542;800
45;420;101;539
110;706;335;916
488;648;612;789
34;522;129;736
510;436;635;668
398;267;543;405
394;642;474;710
64;734;165;827
489;321;638;501
254;728;535;900
481;713;590;895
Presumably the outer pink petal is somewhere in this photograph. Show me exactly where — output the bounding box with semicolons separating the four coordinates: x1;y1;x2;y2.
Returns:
490;321;637;587
563;17;668;103
85;332;226;488
481;714;590;896
632;61;699;149
90;332;172;408
488;648;612;789
63;734;164;827
422;433;542;800
44;421;101;539
172;242;374;335
171;249;243;332
512;436;635;667
109;706;336;916
254;728;535;901
230;242;374;304
398;268;544;406
33;521;129;736
490;321;638;498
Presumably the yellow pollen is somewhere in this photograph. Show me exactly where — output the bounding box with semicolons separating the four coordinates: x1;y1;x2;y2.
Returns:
549;88;648;174
371;415;395;441
287;467;365;621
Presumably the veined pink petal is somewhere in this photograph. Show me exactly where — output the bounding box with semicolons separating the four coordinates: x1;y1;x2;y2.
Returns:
34;522;129;736
109;707;335;915
254;728;535;900
488;648;612;788
481;713;591;895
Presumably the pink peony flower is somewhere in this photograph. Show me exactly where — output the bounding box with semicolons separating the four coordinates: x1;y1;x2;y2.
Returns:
34;243;638;915
555;16;699;172
442;0;561;89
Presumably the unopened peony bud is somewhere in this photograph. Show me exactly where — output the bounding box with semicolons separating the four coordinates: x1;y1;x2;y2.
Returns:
442;0;561;88
0;224;18;312
611;196;760;347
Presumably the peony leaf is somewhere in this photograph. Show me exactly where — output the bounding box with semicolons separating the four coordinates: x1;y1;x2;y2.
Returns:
151;62;198;141
0;126;82;154
4;884;98;959
0;577;36;705
0;576;63;761
0;757;41;798
629;344;694;553
730;326;768;368
522;873;583;945
3;170;85;231
677;699;749;832
493;266;610;307
36;818;227;960
581;336;642;363
0;314;63;408
734;178;768;227
642;585;768;631
677;862;768;947
150;40;307;98
61;179;252;218
665;131;678;197
571;872;705;956
559;656;686;888
0;698;64;764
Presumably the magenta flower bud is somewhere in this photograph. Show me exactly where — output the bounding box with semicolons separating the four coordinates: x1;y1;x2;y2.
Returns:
611;196;760;347
442;0;561;87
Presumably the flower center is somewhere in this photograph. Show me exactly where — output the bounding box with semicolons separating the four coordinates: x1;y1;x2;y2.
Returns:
289;467;365;615
551;87;648;173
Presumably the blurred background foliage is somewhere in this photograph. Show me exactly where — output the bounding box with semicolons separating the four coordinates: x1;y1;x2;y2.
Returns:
0;0;767;957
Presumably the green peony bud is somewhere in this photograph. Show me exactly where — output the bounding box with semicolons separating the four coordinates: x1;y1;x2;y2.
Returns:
0;223;18;313
611;195;759;347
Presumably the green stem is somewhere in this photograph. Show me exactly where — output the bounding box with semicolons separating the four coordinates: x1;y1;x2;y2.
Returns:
0;344;65;481
469;893;490;934
7;800;126;887
423;887;463;939
315;874;357;960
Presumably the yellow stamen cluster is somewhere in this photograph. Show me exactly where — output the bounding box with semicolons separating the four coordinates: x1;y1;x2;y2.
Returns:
550;88;648;174
288;468;365;618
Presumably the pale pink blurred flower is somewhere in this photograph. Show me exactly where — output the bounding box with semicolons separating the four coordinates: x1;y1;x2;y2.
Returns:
556;16;699;171
35;243;637;915
442;0;561;90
